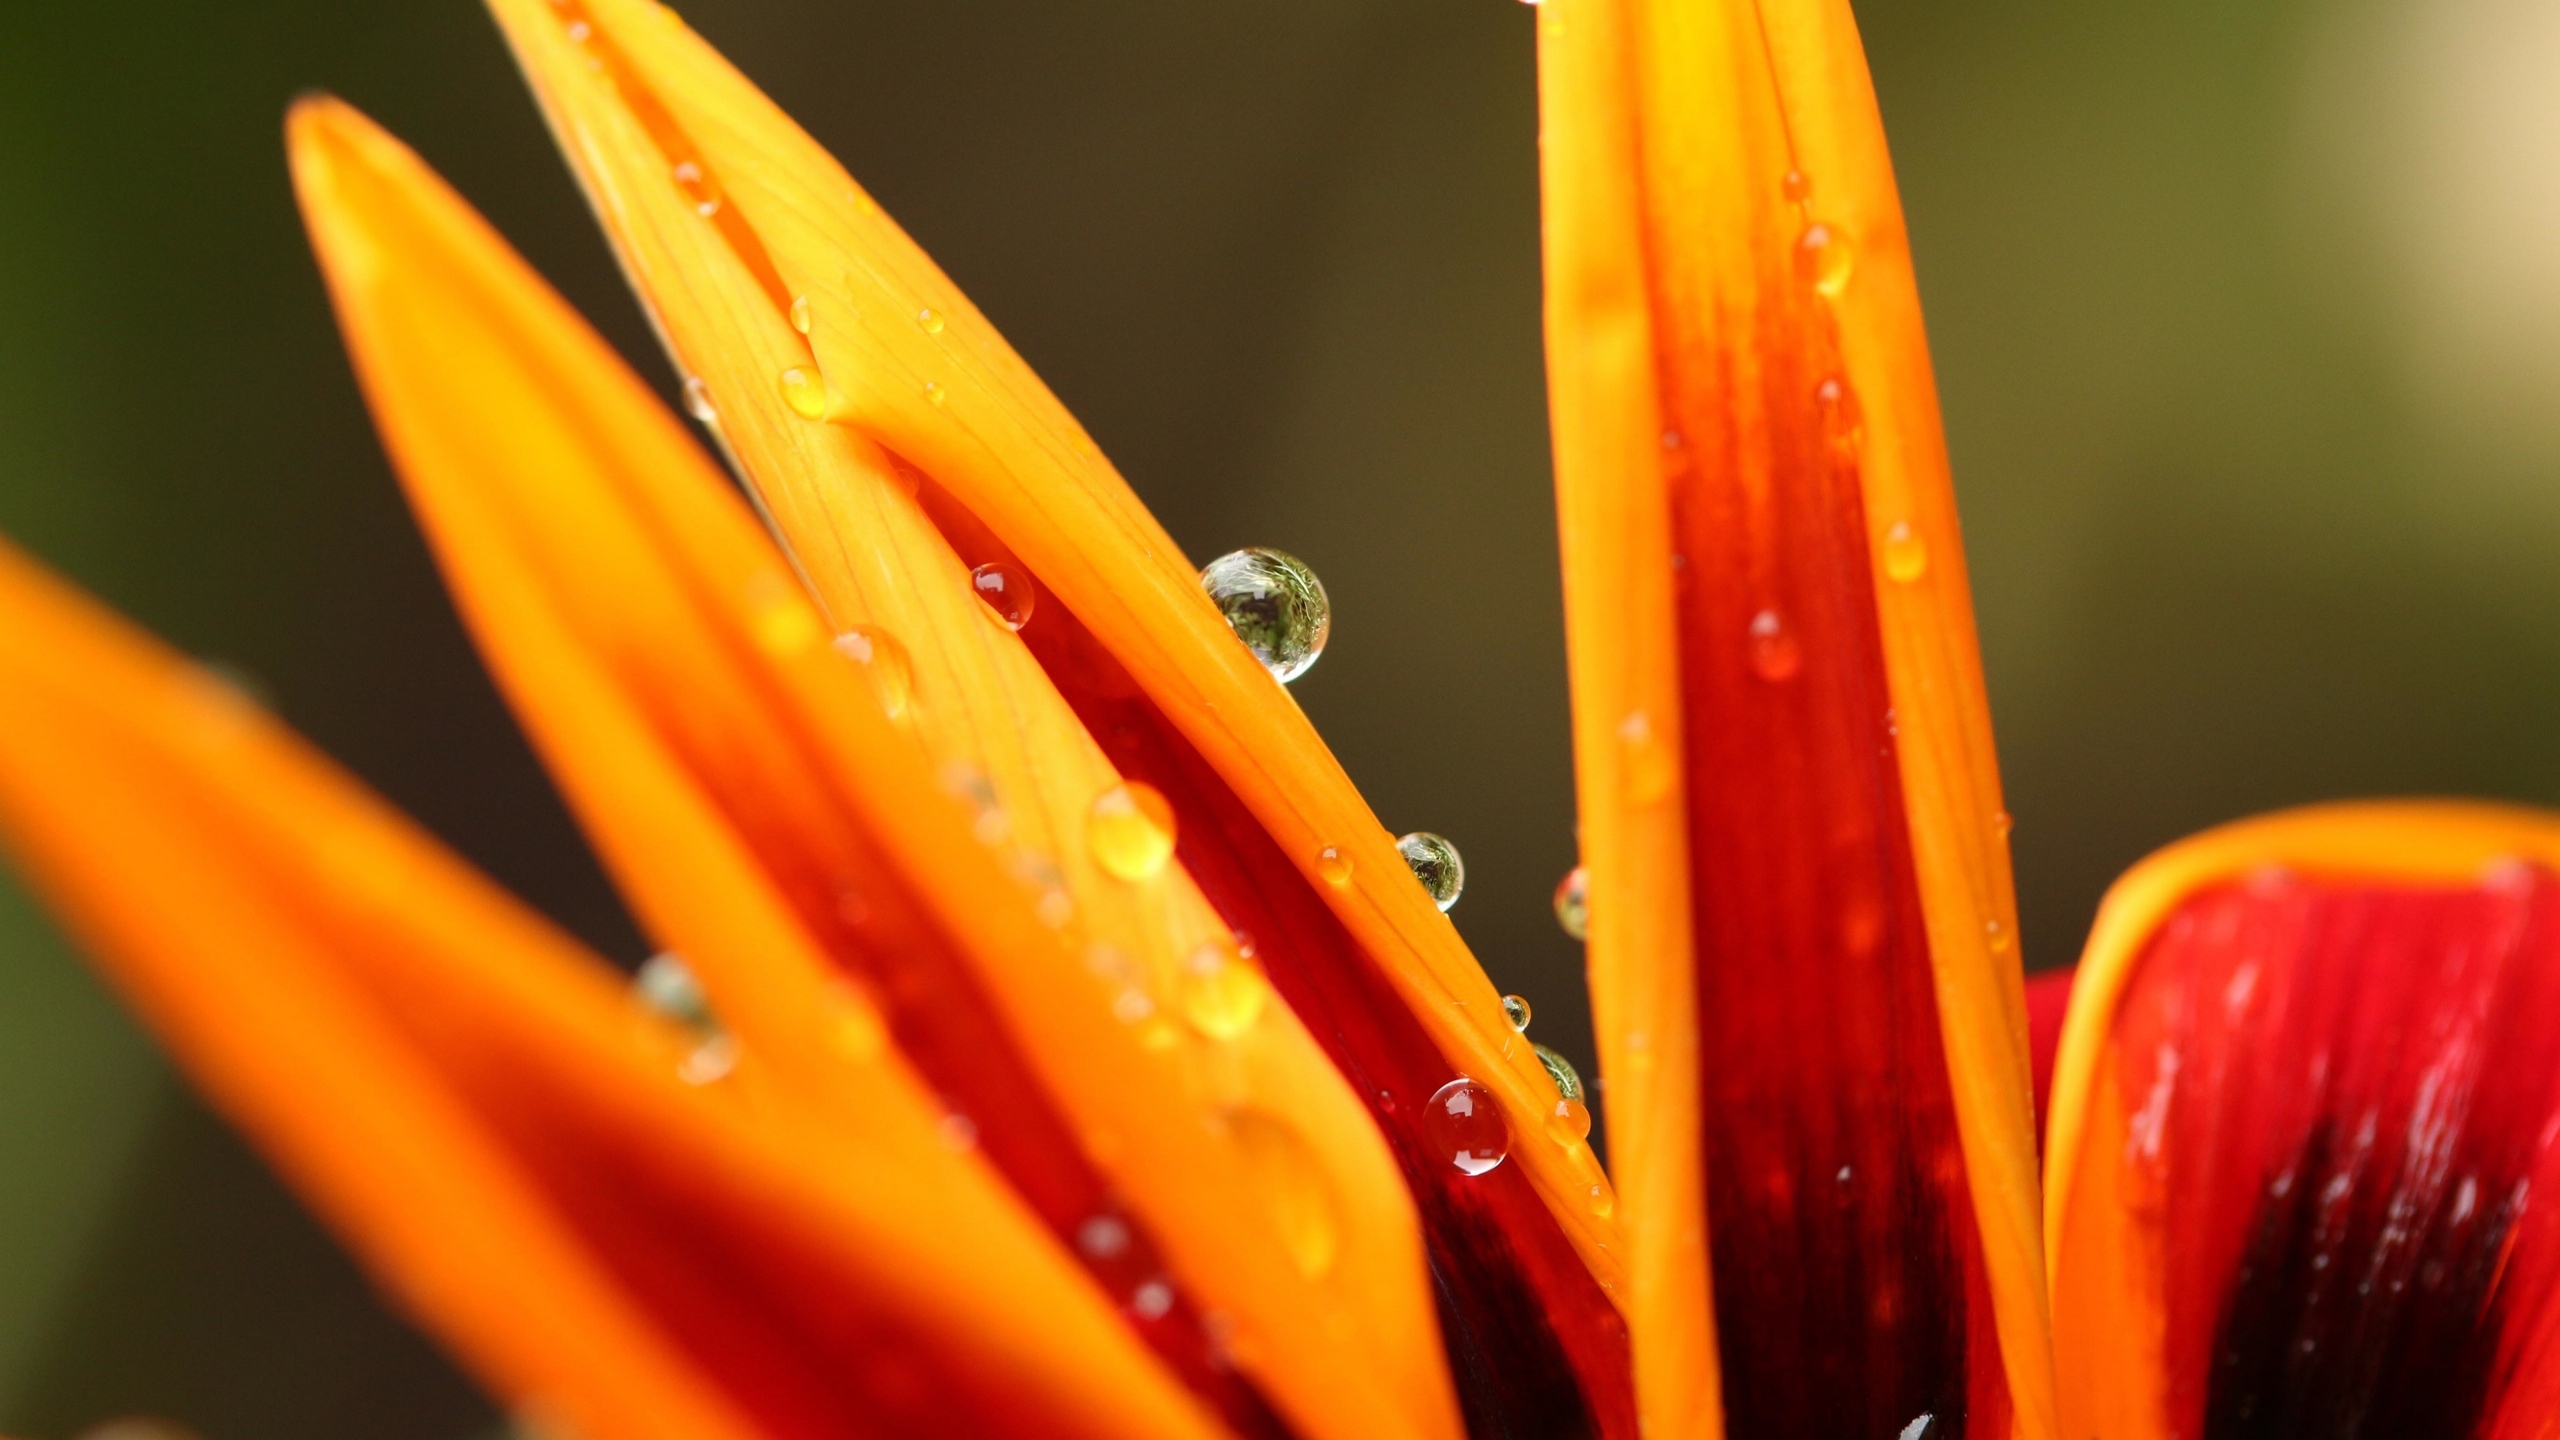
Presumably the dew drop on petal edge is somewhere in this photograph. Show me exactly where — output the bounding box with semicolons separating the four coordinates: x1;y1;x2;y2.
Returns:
1882;520;1929;583
970;561;1035;631
789;294;813;335
1533;1043;1584;1104
1316;845;1354;887
1088;780;1177;881
1177;939;1266;1040
1546;1096;1592;1146
779;366;827;419
1424;1077;1510;1176
682;376;717;425
633;952;716;1033
833;625;915;719
1554;865;1589;941
1502;994;1532;1032
1397;831;1464;911
1199;547;1330;684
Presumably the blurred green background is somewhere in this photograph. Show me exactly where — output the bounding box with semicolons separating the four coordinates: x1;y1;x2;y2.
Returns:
4;0;2556;1434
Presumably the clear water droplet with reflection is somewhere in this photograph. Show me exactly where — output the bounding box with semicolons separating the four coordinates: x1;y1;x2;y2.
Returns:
633;952;736;1085
1088;781;1176;881
682;376;717;425
779;366;827;418
1534;1043;1584;1103
833;625;914;719
1546;1096;1592;1146
917;307;946;335
1424;1077;1510;1176
670;159;722;218
1397;831;1464;911
789;295;812;334
1882;521;1928;583
970;561;1035;631
1199;548;1330;683
924;380;947;407
1316;845;1354;887
1177;938;1266;1040
1502;994;1532;1032
1748;609;1802;682
1554;865;1589;940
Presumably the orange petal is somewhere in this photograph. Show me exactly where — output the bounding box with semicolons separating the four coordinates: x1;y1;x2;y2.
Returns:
478;3;1634;1434
2045;801;2560;1440
2024;967;2076;1142
1536;1;2054;1436
291;92;1467;1440
0;536;1227;1440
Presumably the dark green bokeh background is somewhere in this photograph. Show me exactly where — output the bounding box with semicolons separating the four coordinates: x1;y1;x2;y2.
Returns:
4;0;2555;1434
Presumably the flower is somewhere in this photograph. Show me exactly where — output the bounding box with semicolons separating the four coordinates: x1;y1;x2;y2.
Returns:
1;3;2556;1440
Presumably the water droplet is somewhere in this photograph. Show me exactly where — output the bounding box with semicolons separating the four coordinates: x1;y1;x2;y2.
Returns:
924;380;948;406
779;366;828;418
1534;1043;1585;1103
1587;1175;1618;1218
1088;780;1176;881
634;952;715;1031
1076;1214;1132;1260
1227;1109;1341;1280
1618;711;1674;804
1782;169;1812;202
1546;1095;1592;1146
671;158;723;218
1995;809;2015;839
564;18;593;42
1748;609;1802;682
917;306;946;335
939;1110;980;1152
1316;845;1354;887
833;625;914;718
1424;1077;1510;1176
1986;918;2013;955
789;294;813;334
1882;521;1928;583
1397;831;1465;911
1199;548;1330;683
1502;994;1532;1032
1554;865;1589;940
677;1034;739;1084
1795;221;1854;297
970;561;1035;631
1898;1415;1938;1440
682;375;718;425
1815;375;1863;448
1177;939;1266;1040
1129;1279;1174;1321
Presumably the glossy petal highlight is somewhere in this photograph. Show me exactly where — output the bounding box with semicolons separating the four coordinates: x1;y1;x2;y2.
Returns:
0;538;1224;1440
1537;1;2052;1436
2047;802;2560;1440
479;2;1634;1434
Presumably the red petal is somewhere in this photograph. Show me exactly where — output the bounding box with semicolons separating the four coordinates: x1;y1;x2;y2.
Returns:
2047;802;2560;1439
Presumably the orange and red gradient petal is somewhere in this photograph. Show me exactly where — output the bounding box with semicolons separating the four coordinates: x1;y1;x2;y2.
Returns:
0;540;1228;1440
1538;1;2054;1437
292;96;1464;1440
2046;802;2560;1440
477;2;1635;1435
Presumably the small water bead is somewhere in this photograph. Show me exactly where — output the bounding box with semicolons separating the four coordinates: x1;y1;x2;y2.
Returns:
1534;1043;1585;1103
1316;845;1354;887
1618;711;1674;805
789;294;813;334
1502;994;1533;1032
779;366;828;418
1546;1096;1593;1146
917;307;946;335
1199;548;1330;684
671;158;723;218
1554;865;1589;941
833;625;915;718
634;952;716;1032
1815;375;1863;448
1782;169;1812;202
1748;609;1802;682
1882;521;1929;584
924;380;948;407
1795;221;1855;297
1177;939;1266;1040
682;375;718;425
1424;1077;1510;1176
1077;1214;1133;1260
970;561;1036;631
1129;1279;1175;1321
1088;780;1177;881
1397;831;1465;911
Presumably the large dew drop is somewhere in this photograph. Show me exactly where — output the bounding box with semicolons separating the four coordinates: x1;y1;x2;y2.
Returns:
970;561;1035;631
1502;994;1532;1032
833;625;914;719
1554;865;1589;941
778;366;827;419
1424;1077;1510;1176
1535;1044;1591;1145
1200;548;1330;684
1397;831;1465;911
1088;780;1176;881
